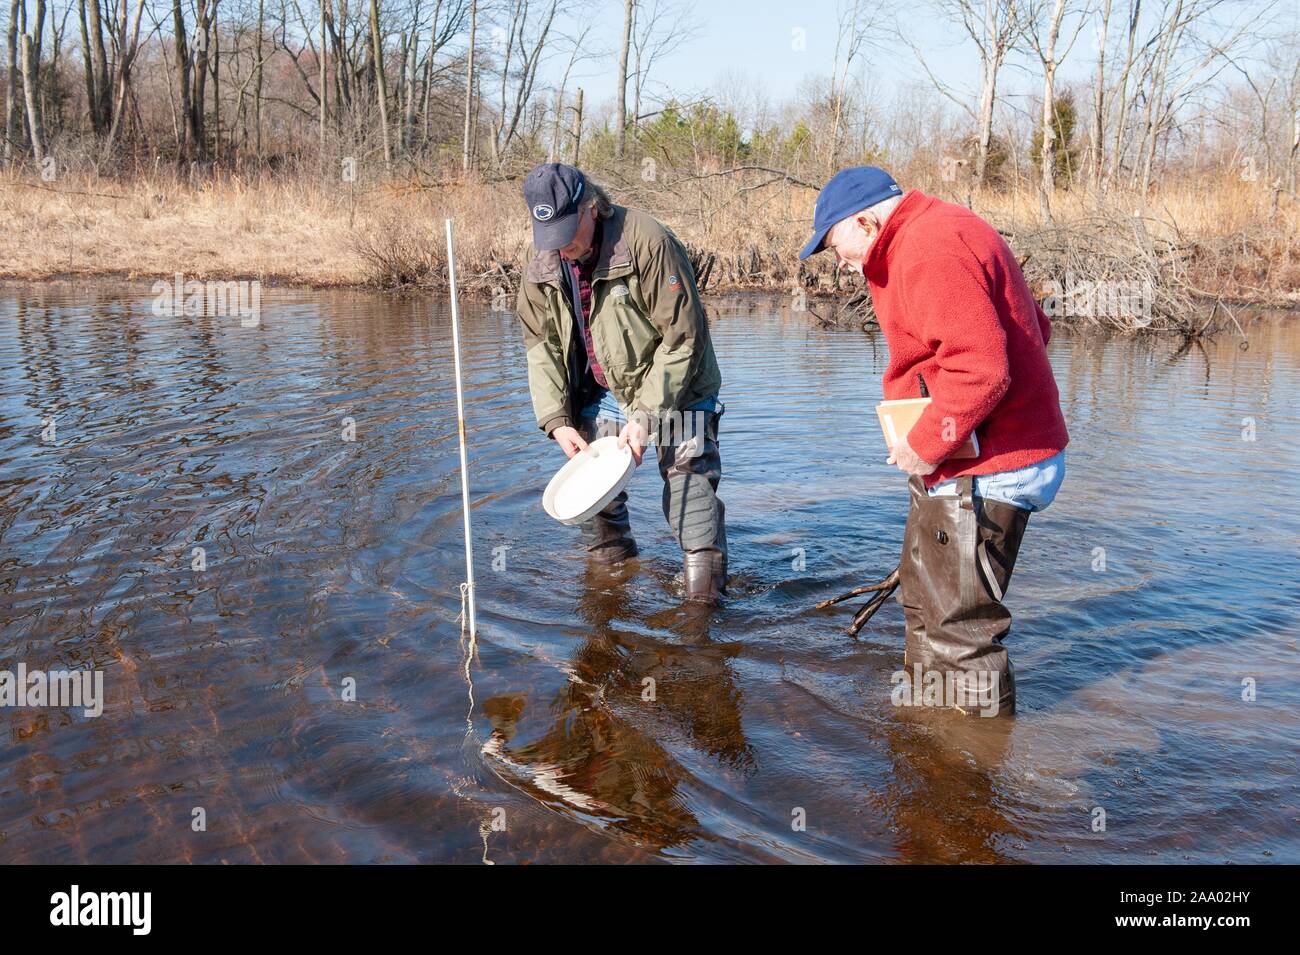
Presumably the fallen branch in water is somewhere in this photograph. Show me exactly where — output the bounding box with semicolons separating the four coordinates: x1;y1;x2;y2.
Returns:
816;566;900;638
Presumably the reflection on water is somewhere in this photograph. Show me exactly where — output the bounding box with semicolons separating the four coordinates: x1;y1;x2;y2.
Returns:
1;283;1297;863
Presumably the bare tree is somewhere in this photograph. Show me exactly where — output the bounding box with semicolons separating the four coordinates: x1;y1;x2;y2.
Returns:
104;0;150;149
487;0;559;168
462;0;475;171
614;0;631;158
1088;0;1112;189
628;0;694;142
548;19;596;160
169;0;194;158
82;0;111;134
316;0;325;162
1023;0;1088;220
1130;0;1257;192
20;24;44;162
910;0;1022;186
4;1;18;162
368;0;392;163
827;0;888;168
1280;39;1300;194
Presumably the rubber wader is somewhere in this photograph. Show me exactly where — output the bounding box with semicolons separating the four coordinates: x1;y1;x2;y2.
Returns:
577;416;639;563
898;475;1029;716
657;408;727;602
577;409;727;602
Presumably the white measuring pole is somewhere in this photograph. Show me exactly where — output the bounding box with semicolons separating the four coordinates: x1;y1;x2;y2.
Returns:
445;218;477;639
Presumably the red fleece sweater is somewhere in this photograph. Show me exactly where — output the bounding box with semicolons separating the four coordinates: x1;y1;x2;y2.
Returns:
863;190;1069;487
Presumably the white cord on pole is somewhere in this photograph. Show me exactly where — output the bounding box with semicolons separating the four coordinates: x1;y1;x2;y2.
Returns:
446;218;477;641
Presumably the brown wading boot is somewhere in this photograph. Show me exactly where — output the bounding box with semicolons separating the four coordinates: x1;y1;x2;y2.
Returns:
899;475;1029;716
684;550;726;603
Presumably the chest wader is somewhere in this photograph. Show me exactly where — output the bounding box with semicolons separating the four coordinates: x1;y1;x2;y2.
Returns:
898;476;1029;716
577;415;639;564
656;407;727;603
576;408;728;603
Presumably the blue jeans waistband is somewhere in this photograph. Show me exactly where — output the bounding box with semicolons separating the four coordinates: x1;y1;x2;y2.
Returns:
927;450;1066;512
580;389;720;424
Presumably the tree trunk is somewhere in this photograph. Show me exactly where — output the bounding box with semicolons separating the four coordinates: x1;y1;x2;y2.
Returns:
193;0;210;161
1107;0;1140;187
461;0;475;172
85;0;110;132
1289;106;1298;196
76;0;96;135
211;9;221;162
327;1;347;124
256;0;265;158
172;0;193;159
632;30;642;147
369;0;392;164
570;85;582;164
402;30;417;151
4;2;18;163
975;52;999;186
316;0;326;164
19;31;44;163
614;0;632;159
106;0;147;151
1038;77;1056;222
1037;0;1066;223
1090;0;1111;191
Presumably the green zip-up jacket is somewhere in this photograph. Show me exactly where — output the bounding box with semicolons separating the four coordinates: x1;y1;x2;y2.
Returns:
515;205;722;435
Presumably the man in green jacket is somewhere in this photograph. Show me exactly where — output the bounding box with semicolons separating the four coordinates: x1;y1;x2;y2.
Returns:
516;163;727;601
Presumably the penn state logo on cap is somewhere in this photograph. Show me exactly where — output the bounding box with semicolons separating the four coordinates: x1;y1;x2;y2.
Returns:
523;163;588;252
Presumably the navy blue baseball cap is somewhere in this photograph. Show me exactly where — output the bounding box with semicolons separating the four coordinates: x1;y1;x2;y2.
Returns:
798;166;902;259
523;162;587;251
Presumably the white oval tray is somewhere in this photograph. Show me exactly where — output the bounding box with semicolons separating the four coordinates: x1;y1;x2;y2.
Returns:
542;435;637;525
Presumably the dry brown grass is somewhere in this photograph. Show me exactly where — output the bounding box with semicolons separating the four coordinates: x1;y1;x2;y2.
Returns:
976;178;1299;304
3;165;1295;329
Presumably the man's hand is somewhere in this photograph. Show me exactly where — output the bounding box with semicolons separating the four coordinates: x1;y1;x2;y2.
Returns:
887;434;937;476
618;419;648;465
551;425;588;459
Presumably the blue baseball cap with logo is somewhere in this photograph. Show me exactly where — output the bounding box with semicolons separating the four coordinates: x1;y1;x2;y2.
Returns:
524;162;587;251
798;166;903;259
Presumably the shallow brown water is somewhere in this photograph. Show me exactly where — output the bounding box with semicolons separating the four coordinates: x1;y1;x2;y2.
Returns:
1;283;1297;864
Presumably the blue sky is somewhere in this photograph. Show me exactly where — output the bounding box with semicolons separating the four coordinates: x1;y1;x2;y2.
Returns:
543;0;1018;115
529;0;1292;127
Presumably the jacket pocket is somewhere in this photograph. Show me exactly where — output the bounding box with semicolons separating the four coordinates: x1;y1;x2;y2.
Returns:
591;302;656;370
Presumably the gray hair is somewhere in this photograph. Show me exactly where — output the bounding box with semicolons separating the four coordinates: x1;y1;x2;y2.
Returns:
863;192;904;227
831;191;905;242
868;193;904;222
581;179;615;220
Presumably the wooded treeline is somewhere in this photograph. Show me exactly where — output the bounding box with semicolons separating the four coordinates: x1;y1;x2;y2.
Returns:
2;0;1297;218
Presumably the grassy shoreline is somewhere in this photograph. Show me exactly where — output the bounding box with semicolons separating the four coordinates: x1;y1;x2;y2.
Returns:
5;169;1296;333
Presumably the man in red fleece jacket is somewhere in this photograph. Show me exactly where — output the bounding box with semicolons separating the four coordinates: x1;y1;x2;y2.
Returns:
800;166;1069;716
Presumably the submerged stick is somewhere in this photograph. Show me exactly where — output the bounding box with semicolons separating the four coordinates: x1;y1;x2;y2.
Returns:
817;566;900;638
814;567;900;609
446;218;478;641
